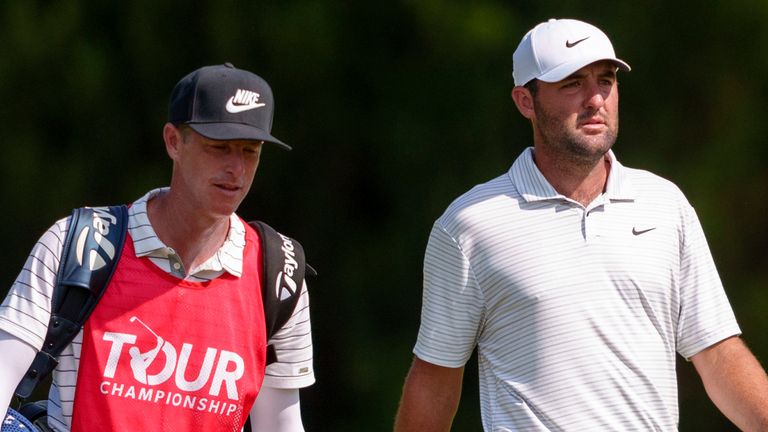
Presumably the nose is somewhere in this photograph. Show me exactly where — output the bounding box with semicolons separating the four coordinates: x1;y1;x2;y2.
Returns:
225;149;246;176
582;80;605;111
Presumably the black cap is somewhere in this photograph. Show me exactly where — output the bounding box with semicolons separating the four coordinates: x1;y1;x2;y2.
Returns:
168;63;291;150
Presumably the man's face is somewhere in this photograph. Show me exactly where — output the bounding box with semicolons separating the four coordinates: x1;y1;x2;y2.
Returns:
530;61;620;165
171;127;263;218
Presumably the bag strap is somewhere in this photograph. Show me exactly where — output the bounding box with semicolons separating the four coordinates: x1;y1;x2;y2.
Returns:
248;221;314;365
15;206;128;399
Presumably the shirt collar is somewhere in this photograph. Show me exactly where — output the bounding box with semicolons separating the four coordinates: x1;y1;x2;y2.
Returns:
508;147;635;204
128;187;246;277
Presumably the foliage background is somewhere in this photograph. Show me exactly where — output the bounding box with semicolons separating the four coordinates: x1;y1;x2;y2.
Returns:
1;1;766;430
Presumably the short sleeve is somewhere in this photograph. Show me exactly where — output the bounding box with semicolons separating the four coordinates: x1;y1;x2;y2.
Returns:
413;221;484;367
676;204;740;359
0;218;69;349
261;280;315;389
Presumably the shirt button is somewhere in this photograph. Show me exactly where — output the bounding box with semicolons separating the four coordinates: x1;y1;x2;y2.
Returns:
173;263;181;270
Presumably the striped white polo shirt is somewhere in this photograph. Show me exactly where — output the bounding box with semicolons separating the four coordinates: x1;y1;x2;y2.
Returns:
0;188;314;431
414;148;740;431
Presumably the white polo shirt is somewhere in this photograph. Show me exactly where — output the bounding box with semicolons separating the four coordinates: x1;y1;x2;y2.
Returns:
414;148;740;431
0;188;314;431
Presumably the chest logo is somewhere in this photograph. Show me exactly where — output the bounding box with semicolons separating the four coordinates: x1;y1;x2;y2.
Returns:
632;226;656;236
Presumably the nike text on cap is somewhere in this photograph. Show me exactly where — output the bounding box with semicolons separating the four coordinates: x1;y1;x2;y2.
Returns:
512;18;631;87
168;63;291;150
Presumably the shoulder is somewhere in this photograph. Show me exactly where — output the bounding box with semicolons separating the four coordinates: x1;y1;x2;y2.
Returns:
437;172;520;235
441;173;516;221
620;165;692;206
31;216;71;262
0;216;71;347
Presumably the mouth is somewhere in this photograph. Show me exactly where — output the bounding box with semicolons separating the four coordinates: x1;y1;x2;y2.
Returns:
579;115;604;125
578;117;607;133
214;182;242;193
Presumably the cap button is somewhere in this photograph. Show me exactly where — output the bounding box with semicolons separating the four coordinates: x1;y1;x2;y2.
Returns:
224;62;235;68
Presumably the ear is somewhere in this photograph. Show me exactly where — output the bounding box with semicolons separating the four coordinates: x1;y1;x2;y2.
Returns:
163;123;183;160
511;86;535;120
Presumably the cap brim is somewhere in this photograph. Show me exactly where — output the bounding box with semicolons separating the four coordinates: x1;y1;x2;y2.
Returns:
188;123;292;150
537;58;631;83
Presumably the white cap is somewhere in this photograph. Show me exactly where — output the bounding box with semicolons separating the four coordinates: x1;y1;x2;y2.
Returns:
513;18;630;86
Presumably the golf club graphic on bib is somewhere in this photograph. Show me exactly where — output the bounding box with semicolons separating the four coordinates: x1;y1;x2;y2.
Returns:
127;317;177;386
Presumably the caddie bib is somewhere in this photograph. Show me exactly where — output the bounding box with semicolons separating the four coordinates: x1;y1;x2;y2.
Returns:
72;224;266;431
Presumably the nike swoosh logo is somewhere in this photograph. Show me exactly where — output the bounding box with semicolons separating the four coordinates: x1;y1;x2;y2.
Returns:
565;37;590;48
632;227;656;236
225;97;266;113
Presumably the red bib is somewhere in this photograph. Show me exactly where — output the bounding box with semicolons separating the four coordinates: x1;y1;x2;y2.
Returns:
72;225;266;431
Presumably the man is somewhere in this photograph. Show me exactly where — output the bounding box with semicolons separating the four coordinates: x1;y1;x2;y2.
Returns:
394;18;768;431
0;63;314;431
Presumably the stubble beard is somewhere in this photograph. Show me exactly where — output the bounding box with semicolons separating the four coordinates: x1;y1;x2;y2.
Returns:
533;104;618;170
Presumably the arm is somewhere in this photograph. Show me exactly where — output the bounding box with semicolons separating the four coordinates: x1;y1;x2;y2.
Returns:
0;330;37;413
691;336;768;431
393;357;464;432
249;386;304;432
250;279;313;432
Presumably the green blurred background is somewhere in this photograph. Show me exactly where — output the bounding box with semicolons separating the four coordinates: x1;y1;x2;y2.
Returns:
1;1;766;430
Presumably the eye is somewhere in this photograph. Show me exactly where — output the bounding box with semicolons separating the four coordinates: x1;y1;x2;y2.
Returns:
243;141;263;154
599;78;614;87
561;80;581;90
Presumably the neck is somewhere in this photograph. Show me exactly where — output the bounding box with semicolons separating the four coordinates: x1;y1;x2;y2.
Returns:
533;149;611;207
147;190;230;273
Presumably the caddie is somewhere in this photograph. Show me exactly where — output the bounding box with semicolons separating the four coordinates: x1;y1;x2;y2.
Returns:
0;63;314;432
